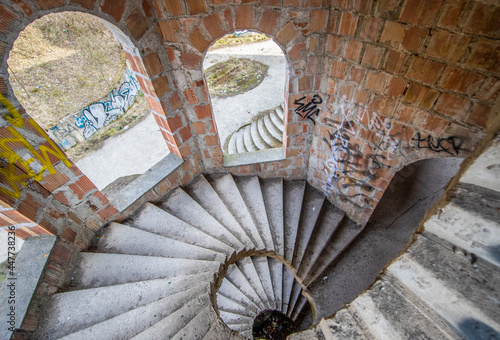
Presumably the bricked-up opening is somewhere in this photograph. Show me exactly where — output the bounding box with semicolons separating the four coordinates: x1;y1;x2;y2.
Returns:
203;32;287;159
7;12;170;195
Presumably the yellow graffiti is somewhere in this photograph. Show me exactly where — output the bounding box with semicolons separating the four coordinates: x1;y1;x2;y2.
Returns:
0;94;72;199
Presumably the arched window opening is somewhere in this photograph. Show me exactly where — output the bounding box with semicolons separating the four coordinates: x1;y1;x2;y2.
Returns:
203;32;287;160
7;12;169;198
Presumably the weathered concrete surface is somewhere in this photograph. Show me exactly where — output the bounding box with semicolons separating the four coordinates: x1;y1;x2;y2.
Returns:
460;136;500;192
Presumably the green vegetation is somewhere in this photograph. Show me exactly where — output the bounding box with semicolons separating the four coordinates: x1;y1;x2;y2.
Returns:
210;32;269;50
205;57;268;97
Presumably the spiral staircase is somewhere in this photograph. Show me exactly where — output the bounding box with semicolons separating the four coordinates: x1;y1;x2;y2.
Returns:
33;167;500;339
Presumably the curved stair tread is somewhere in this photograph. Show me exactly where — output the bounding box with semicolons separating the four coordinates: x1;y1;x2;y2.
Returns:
131;202;234;255
204;319;245;340
235;176;275;251
275;105;284;120
237;257;273;309
70;253;220;290
244;125;258;152
290;294;308;321
286;280;303;317
219;310;254;326
187;175;255;249
282;268;295;316
171;305;216;340
161;188;245;252
261;178;285;257
56;284;210;340
270;109;285;131
228;133;237;154
268;258;284;311
37;273;213;339
292;186;326;269
218;278;262;313
130;294;213;340
284;180;307;263
264;115;283;142
226;264;267;310
209;174;266;250
252;256;277;309
97;222;225;262
250;121;268;150
257;118;279;148
236;128;247;153
217;293;258;318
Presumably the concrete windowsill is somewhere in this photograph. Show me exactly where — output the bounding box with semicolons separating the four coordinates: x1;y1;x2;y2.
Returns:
108;153;184;212
223;148;285;167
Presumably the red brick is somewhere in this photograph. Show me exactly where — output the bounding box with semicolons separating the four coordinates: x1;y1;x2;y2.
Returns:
97;205;118;221
330;59;348;79
304;0;322;6
236;6;253;29
437;0;467;30
126;9;148;40
360;16;383;41
369;95;397;116
426;30;470;63
189;28;211;53
152;76;171;98
384;49;408;75
401;26;428;53
352;0;371;13
61;227;76;242
143;53;163;76
394;103;417;123
466;39;500;74
310;10;329;33
205;135;219;146
195;104;212;119
289;42;306;61
386;76;407;97
276;22;299;45
183;89;198;104
406;56;445;85
466;103;490;128
168;92;183;110
101;0;125;22
366;71;389;93
164;0;184;15
380;21;405;48
159;20;180;42
187;0;206;14
204;13;225;39
0;5;16;33
349;66;366;83
167;115;183;132
463;2;500;39
438;66;485;96
420;113;450;135
403;83;440;109
258;10;280;35
476;78;500;103
298;76;313;91
399;0;443;26
34;0;64;10
223;9;234;31
326;35;343;55
178;126;192;143
181;52;202;69
377;0;398;13
193;122;206;134
339;12;358;36
17;194;41;222
71;0;94;10
344;40;363;62
434;93;471;118
2;210;32;224
361;44;384;69
306;56;320;74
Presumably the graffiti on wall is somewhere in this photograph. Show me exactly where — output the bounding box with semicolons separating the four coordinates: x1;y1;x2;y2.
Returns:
294;95;322;124
48;68;140;149
0;93;72;199
319;99;465;208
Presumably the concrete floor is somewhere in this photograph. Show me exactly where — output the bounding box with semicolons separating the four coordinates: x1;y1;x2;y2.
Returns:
204;39;286;149
309;157;463;321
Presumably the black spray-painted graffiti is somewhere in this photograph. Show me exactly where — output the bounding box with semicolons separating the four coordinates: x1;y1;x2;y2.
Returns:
294;95;322;124
74;72;139;139
413;132;464;155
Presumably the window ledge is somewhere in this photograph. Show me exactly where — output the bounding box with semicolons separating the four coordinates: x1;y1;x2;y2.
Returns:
223;148;285;167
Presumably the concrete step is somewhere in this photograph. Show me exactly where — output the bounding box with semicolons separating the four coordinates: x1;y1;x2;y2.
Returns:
296;205;345;283
284;180;307;263
217;293;258;318
270;108;284;132
303;219;364;286
282;265;295;315
209;174;265;250
236;127;247;153
218;277;261;313
226;263;266;310
187;175;255;249
292;186;326;269
387;252;500;339
250;120;269;150
288;328;323;340
58;284;210;340
290;294;308;321
235;175;275;251
252;256;276;309
171;305;216;340
130;293;212;340
37;273;212;339
204;318;244;340
238;257;272;309
276;104;284;120
257;118;280;148
219;310;253;326
240;329;253;338
70;253;220;290
269;258;284;311
97;222;225;262
261;178;285;257
264;114;283;142
131;202;234;256
161;188;245;252
227;133;237;154
319;309;371;340
244;124;258;152
287;279;303;317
